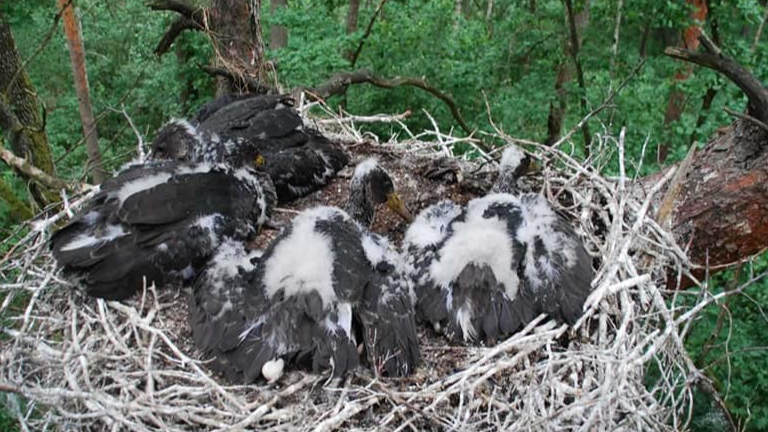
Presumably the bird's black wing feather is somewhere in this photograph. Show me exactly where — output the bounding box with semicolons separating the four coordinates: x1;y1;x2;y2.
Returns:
265;133;349;203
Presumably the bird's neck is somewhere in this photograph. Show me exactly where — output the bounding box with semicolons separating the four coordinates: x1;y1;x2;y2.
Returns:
344;180;374;227
492;169;519;194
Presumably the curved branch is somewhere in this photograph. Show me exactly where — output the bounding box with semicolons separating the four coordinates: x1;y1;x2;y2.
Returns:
664;31;768;123
146;0;201;18
147;0;206;56
154;17;201;55
304;69;478;142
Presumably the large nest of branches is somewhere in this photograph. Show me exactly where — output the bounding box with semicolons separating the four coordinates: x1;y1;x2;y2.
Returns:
0;102;709;431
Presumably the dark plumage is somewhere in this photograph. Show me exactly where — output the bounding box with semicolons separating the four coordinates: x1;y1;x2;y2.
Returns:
50;161;276;300
404;146;594;344
190;93;261;125
150;95;349;203
188;159;418;382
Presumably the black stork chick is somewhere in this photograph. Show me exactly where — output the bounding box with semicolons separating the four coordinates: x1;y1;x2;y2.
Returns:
188;159;419;383
150;95;349;204
190;93;261;125
50;160;277;300
403;146;594;344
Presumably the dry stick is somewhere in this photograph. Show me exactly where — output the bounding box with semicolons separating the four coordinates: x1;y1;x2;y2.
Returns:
0;141;69;191
110;104;146;161
723;107;768;133
314;110;411;125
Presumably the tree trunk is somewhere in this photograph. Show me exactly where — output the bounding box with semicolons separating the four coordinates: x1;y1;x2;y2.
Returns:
639;22;650;57
346;0;360;35
344;0;360;63
269;0;288;50
659;0;708;164
209;0;267;94
59;0;105;184
545;0;590;146
0;11;57;208
648;33;768;289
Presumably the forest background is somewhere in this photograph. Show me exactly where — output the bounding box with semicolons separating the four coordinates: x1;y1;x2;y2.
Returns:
0;0;767;430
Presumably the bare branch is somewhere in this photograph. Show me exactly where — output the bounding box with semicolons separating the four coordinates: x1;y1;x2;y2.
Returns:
0;140;70;191
723;107;768;133
349;0;390;69
154;16;202;55
665;31;768;123
147;0;206;56
146;0;201;18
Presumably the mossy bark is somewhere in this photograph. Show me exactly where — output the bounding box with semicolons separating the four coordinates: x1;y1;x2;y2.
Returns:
0;12;57;209
0;176;32;221
209;0;268;94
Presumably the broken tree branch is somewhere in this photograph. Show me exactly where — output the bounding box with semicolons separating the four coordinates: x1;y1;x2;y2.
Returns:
0;140;69;191
664;31;768;123
723;107;768;134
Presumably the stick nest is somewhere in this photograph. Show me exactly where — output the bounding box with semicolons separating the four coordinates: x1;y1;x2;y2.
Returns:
1;104;705;431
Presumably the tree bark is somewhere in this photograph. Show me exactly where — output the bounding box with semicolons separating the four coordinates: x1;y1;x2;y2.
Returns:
59;0;105;184
545;0;590;146
269;0;288;50
659;0;708;163
346;0;360;35
0;177;32;221
639;21;650;58
0;11;57;209
343;0;360;64
647;34;768;288
209;0;267;94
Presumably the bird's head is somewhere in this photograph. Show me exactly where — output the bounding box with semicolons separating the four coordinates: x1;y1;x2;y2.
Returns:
493;145;538;193
150;119;202;161
348;158;413;225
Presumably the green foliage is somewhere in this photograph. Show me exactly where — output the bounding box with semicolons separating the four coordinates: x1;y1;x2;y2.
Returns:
0;402;19;432
683;255;768;432
1;0;768;428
